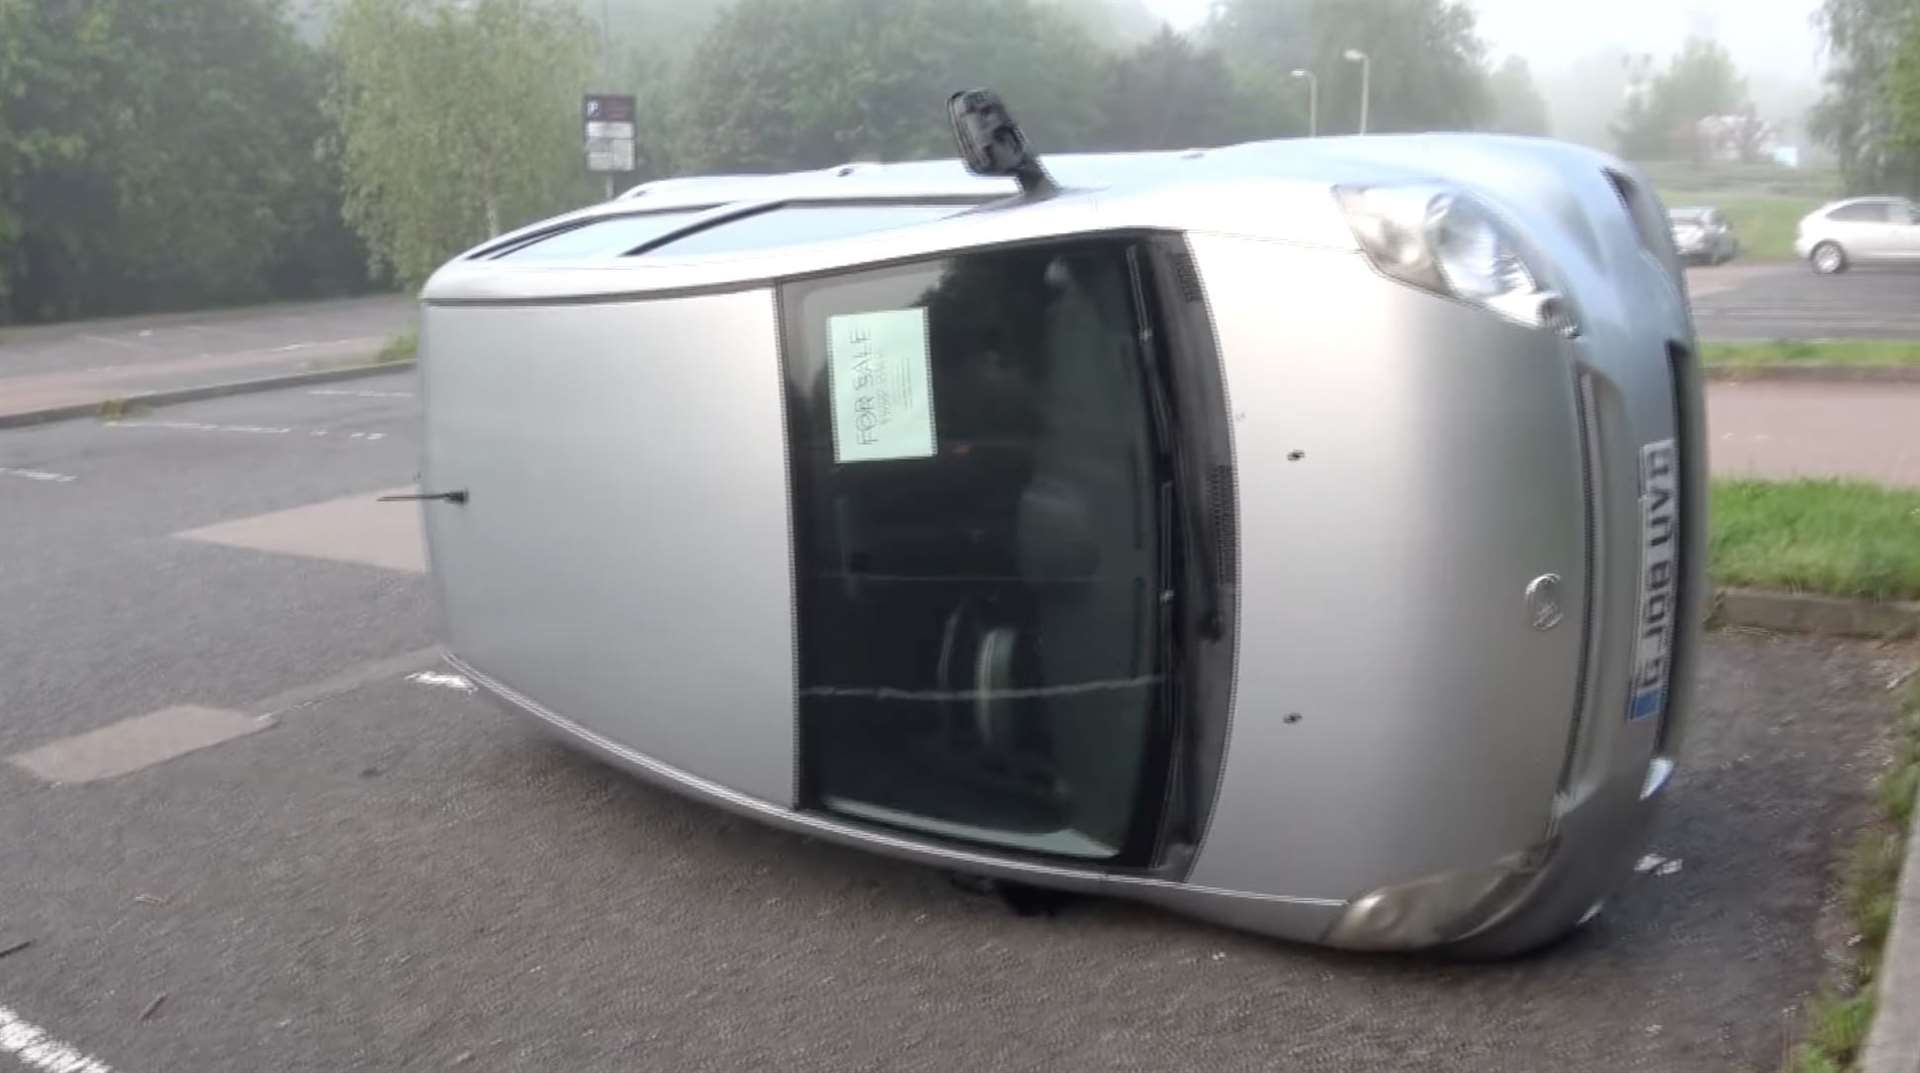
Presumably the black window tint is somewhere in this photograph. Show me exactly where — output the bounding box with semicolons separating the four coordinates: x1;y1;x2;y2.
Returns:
494;210;708;259
1829;202;1889;222
649;203;970;257
781;241;1170;861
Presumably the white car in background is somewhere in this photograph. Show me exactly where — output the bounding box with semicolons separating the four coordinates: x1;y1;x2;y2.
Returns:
1794;196;1920;274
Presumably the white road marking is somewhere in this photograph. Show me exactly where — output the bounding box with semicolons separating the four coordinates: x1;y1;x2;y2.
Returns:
175;486;425;573
107;420;291;435
9;705;267;784
105;420;392;441
408;670;475;693
0;1003;115;1073
76;333;147;352
253;647;444;717
4;649;441;786
308;388;414;399
0;467;77;484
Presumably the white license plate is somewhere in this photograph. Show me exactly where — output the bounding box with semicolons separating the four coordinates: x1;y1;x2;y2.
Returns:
1628;440;1680;722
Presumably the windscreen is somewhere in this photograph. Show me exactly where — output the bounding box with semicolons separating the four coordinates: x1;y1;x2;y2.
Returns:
490;210;710;259
780;241;1172;861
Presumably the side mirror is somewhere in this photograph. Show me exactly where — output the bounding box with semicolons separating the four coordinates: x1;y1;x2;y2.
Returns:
947;89;1056;197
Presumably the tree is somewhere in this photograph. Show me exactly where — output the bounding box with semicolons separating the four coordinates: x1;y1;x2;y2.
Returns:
1485;56;1549;136
1092;27;1238;150
1613;36;1750;160
1045;0;1163;51
1815;0;1920;193
1896;20;1920;162
1205;0;1491;138
0;0;363;323
674;0;1105;173
329;0;598;288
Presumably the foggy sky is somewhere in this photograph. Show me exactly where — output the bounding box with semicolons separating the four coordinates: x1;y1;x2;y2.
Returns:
1139;0;1829;144
1140;0;1824;78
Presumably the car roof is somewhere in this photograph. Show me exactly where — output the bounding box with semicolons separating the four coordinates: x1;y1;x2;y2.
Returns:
423;132;1653;307
1826;196;1910;210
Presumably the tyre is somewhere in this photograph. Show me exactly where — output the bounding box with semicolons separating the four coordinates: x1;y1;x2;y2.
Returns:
1811;241;1848;275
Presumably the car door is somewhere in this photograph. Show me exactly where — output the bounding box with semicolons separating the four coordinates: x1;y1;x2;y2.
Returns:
780;239;1181;864
1827;201;1891;261
1888;200;1920;262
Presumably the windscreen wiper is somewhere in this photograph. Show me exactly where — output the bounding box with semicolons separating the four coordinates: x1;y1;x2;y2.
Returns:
1126;247;1221;641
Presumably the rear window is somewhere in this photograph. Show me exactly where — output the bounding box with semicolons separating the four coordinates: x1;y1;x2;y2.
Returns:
645;202;972;257
492;210;710;260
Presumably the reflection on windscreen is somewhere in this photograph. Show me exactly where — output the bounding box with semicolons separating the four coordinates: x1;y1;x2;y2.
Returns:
782;242;1170;860
648;203;971;257
494;210;708;259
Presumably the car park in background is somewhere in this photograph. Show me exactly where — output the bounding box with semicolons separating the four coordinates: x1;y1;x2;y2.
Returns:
1669;206;1739;264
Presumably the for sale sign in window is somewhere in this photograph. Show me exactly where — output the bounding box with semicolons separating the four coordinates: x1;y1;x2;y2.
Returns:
826;309;937;464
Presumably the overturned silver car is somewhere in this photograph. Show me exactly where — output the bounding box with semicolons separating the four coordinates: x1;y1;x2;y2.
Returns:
415;94;1704;956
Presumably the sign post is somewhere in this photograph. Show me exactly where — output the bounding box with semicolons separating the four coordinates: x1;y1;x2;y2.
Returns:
583;93;637;199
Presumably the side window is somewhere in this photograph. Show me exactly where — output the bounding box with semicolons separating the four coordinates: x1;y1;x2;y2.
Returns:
1829;202;1886;223
779;241;1173;861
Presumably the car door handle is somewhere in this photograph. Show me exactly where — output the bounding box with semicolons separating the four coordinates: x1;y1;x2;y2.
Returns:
379;490;468;505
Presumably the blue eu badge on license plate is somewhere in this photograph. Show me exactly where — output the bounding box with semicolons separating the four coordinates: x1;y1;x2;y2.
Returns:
1628;439;1679;722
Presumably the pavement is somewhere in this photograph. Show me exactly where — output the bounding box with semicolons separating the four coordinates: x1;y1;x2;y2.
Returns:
1709;379;1920;487
1;374;1917;1072
1688;262;1920;341
0;259;1914;430
0;295;416;421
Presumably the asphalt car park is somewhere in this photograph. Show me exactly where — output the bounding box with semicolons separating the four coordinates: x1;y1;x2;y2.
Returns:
0;379;1914;1071
1688;262;1920;340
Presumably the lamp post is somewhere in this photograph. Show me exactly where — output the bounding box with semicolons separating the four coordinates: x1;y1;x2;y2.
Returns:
1289;69;1318;138
1343;48;1371;135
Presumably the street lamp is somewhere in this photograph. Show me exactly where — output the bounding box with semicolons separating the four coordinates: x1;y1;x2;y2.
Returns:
1289;69;1318;138
1343;48;1371;135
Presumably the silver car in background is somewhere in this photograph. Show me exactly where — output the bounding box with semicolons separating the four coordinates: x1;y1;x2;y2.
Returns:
415;97;1704;958
1669;206;1738;264
1795;196;1920;273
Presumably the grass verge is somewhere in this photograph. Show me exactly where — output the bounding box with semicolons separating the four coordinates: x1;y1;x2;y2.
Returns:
1711;479;1920;602
1702;340;1920;369
376;329;418;364
1663;190;1825;261
1785;680;1920;1072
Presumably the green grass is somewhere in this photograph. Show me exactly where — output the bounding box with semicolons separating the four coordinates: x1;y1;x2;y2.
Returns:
1639;161;1841;199
1701;340;1920;368
1709;479;1920;602
1784;682;1920;1073
1663;190;1826;261
376;329;418;364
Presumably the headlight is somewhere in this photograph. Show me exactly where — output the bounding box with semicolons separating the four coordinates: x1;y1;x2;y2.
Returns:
1337;184;1580;338
1323;837;1558;951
